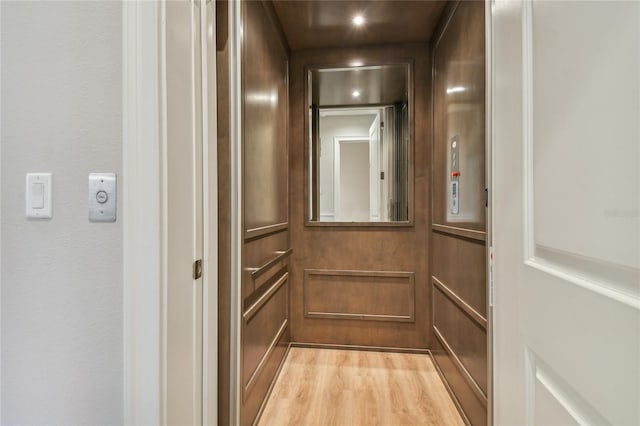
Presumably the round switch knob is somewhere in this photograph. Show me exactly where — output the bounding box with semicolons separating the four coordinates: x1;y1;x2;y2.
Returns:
96;190;109;204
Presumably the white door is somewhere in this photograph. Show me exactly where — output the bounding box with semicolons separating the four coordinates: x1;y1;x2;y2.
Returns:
369;113;381;220
492;1;639;425
164;0;203;423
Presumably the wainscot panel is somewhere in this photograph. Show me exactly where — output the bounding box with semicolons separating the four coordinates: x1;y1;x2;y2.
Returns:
303;269;415;322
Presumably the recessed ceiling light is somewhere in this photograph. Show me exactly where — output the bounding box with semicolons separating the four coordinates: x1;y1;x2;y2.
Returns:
352;15;365;26
352;90;361;98
350;60;364;67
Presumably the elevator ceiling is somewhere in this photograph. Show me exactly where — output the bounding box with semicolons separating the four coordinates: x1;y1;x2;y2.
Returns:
271;0;447;50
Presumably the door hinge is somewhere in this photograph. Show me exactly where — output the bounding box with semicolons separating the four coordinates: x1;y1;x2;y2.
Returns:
380;171;385;180
193;259;203;280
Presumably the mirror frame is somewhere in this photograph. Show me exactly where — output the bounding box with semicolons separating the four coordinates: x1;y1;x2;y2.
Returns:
303;60;415;227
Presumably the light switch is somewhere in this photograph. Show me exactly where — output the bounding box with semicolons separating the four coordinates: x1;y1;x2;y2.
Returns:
26;173;52;219
89;173;116;222
31;183;44;209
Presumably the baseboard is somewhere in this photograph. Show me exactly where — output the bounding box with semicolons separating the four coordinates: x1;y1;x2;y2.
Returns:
429;350;472;426
290;341;431;355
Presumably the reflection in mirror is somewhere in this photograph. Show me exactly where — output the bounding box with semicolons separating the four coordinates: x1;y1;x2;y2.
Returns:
308;64;410;223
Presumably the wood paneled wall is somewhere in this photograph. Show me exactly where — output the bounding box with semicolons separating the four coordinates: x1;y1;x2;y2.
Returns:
289;45;431;349
240;2;290;425
430;2;487;425
216;1;292;424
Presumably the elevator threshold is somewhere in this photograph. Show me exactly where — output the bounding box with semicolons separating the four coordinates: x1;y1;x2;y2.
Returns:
257;347;464;425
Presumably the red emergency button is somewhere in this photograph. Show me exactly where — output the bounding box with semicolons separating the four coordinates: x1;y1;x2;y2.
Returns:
451;171;460;177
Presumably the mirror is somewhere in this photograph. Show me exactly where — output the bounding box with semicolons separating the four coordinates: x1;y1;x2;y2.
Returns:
307;63;411;224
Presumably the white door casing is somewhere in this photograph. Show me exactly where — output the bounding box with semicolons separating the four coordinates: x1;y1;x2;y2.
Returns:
124;1;217;424
123;1;162;423
201;0;219;423
492;1;640;425
162;0;204;423
333;136;369;221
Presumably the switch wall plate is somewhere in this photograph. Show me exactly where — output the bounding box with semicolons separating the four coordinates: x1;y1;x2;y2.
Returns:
89;173;116;222
26;173;52;219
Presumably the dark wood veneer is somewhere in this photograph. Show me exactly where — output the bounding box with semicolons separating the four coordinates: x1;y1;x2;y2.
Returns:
272;1;447;50
290;44;432;349
430;1;487;425
239;2;291;425
303;269;415;323
216;1;231;424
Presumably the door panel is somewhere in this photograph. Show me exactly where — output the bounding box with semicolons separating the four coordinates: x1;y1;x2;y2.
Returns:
493;1;640;424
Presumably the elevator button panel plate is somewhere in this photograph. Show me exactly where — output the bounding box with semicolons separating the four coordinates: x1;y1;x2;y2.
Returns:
89;173;116;222
450;136;460;215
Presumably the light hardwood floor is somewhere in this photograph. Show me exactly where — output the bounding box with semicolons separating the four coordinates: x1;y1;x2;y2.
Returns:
257;347;465;426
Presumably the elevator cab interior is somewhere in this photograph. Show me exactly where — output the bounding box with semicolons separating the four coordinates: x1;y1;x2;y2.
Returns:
216;1;488;424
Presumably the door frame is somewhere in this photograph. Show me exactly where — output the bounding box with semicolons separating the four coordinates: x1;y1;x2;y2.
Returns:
122;1;218;424
333;136;370;221
486;2;494;426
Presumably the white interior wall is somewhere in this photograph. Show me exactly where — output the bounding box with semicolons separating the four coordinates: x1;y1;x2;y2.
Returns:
1;2;123;424
319;114;375;219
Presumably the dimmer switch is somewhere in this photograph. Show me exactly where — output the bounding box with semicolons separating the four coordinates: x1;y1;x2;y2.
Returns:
89;173;116;222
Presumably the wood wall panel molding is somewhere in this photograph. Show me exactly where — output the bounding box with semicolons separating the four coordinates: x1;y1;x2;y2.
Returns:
248;248;292;280
244;272;289;321
432;223;486;242
242;278;289;400
243;319;288;400
432;276;486;329
431;336;487;426
290;342;431;355
245;222;289;241
433;282;488;393
431;230;486;317
433;326;487;405
303;269;415;323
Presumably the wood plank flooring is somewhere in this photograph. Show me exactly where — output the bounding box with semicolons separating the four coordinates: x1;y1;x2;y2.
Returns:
257;347;465;425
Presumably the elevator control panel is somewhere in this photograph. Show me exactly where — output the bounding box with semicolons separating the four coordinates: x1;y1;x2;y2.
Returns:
88;173;117;222
450;136;460;215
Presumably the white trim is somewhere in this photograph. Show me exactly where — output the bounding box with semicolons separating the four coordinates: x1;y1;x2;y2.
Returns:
0;3;3;420
189;2;203;421
486;2;495;426
522;0;535;262
333;136;369;221
229;0;243;423
159;1;169;423
122;1;162;424
201;0;219;424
